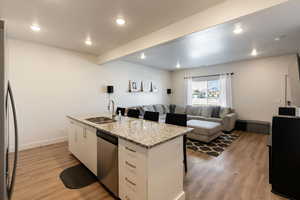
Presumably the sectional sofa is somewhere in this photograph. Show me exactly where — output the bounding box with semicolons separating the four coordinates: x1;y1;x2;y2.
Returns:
128;104;237;132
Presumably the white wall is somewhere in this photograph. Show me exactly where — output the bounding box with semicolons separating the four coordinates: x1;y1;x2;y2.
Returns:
8;39;171;150
171;55;298;122
288;54;300;106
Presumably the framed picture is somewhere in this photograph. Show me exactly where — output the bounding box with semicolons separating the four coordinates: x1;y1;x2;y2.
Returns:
129;80;141;92
150;81;158;93
143;80;151;92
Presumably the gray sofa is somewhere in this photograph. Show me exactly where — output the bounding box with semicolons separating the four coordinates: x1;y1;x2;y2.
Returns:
128;104;237;132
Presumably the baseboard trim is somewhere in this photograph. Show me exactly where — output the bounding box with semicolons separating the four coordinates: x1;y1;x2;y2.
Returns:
10;136;68;152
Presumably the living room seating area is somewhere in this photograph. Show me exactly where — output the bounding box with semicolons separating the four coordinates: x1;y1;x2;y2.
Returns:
127;104;237;142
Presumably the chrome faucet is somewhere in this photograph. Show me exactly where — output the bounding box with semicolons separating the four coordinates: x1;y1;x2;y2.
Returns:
108;100;116;120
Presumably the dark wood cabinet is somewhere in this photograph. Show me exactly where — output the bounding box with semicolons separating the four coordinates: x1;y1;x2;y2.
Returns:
267;136;272;184
270;116;300;199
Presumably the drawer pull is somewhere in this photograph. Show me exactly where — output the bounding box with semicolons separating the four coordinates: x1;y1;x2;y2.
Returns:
125;146;136;153
125;177;136;186
125;161;136;169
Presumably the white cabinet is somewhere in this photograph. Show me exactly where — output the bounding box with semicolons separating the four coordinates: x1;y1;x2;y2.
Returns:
68;120;97;175
68;118;185;200
119;139;148;200
81;127;97;174
68;120;80;158
119;137;185;200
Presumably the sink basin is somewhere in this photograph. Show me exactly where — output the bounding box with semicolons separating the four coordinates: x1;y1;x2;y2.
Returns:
85;117;116;124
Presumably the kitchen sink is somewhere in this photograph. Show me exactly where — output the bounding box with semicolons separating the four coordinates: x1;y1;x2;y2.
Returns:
85;117;116;124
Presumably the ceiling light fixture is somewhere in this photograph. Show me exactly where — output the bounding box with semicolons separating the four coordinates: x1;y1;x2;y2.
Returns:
233;24;243;35
140;52;146;59
274;37;280;41
85;38;92;46
176;62;181;69
251;49;258;56
30;24;41;32
116;18;126;26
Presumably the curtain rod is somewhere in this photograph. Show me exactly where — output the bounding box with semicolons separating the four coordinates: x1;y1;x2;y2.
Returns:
184;72;234;79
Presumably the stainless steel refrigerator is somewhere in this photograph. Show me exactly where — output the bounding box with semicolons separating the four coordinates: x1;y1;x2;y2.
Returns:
0;20;19;200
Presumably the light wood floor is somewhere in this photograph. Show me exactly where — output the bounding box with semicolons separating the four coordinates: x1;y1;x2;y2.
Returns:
11;131;287;200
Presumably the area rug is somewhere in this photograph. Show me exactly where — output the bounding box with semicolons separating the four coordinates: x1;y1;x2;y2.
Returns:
186;133;240;157
60;164;98;189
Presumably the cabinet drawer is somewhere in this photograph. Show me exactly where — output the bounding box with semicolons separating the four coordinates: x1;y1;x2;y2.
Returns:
119;142;147;179
123;159;138;175
123;176;137;192
120;167;147;200
119;139;146;161
119;139;147;200
119;172;139;200
123;145;139;160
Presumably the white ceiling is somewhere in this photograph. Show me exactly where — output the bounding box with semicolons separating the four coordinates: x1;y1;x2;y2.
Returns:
122;1;300;71
1;0;223;55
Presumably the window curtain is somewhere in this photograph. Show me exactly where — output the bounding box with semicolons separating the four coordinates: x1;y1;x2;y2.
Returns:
219;74;233;108
185;78;193;105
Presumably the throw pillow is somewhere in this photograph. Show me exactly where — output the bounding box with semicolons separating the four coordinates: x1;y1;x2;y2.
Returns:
220;107;231;118
169;104;176;113
153;104;164;114
136;106;145;116
175;105;186;114
186;105;201;116
162;105;170;113
143;105;155;112
211;106;221;118
201;106;213;118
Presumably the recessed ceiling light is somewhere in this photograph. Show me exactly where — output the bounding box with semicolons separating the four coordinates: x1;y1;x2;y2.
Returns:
176;62;181;69
140;52;146;59
116;18;126;26
251;49;258;56
233;24;243;34
274;37;280;41
30;24;41;32
85;39;92;46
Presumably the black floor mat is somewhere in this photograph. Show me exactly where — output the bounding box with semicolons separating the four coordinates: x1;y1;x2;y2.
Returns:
60;164;98;189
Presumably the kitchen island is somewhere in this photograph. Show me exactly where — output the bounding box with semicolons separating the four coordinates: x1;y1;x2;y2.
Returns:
67;114;193;200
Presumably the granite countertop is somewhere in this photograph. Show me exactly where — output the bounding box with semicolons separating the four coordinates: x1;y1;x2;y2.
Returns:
67;113;193;148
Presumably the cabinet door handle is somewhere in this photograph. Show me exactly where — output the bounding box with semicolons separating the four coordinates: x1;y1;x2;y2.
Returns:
83;129;87;138
125;177;136;186
125;146;136;153
125;161;136;169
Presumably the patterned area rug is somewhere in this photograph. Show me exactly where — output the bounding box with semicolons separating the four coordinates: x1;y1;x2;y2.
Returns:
186;133;240;157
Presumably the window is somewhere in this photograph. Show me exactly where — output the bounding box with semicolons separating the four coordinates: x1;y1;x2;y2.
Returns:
192;79;220;105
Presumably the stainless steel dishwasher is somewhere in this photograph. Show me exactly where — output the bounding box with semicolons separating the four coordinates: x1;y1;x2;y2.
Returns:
97;130;119;197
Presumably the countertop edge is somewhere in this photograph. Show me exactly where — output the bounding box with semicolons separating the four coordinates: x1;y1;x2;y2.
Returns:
67;115;193;149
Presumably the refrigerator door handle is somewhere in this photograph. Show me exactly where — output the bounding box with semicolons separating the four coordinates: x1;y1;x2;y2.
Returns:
5;81;18;200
